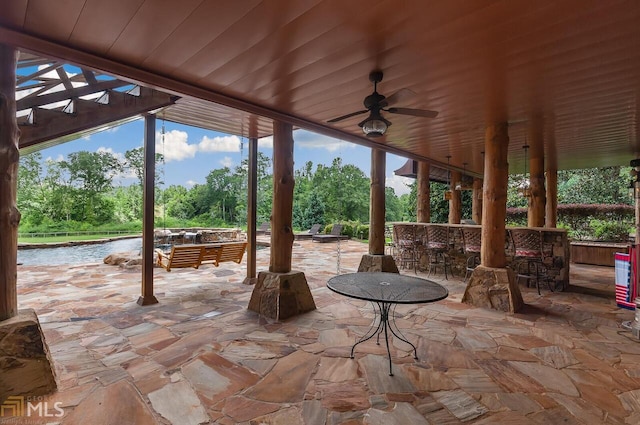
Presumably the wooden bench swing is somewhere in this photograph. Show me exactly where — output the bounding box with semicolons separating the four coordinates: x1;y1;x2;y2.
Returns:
156;241;247;272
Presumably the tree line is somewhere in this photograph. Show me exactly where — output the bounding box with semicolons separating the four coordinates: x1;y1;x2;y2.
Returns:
17;149;632;235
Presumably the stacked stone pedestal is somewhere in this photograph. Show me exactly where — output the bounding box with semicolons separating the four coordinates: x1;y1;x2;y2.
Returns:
248;271;316;320
462;266;524;313
0;309;57;402
357;254;399;273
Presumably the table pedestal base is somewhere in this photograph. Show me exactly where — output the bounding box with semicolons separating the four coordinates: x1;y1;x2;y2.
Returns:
350;301;417;376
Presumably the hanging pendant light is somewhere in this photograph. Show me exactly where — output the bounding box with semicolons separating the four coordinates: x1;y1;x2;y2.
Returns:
444;155;453;200
455;162;468;191
518;144;531;197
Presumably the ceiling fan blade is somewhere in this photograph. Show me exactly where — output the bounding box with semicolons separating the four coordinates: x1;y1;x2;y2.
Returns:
327;109;368;123
379;88;416;108
387;107;438;118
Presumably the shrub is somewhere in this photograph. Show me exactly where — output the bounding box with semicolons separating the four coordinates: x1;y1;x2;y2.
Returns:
589;219;632;241
355;224;369;240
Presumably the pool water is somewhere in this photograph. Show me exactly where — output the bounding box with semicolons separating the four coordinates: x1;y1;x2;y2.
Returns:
18;238;142;266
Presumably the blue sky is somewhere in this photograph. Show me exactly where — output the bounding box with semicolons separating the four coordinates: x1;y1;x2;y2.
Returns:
35;118;415;195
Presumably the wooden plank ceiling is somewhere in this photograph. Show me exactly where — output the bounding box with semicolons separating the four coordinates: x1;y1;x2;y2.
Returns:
2;0;640;175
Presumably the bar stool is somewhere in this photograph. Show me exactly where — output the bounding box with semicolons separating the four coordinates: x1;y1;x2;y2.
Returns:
510;229;554;295
393;224;420;273
425;225;452;279
460;227;481;282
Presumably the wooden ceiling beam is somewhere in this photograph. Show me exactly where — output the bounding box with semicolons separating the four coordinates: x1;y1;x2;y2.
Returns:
16;78;130;110
19;87;175;150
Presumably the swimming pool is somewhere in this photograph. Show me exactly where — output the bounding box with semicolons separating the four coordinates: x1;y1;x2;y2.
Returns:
18;238;142;266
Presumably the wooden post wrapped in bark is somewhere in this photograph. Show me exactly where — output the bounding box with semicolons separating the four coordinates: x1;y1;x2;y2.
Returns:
0;45;19;321
528;126;545;227
545;167;557;228
270;121;295;273
369;149;385;255
417;161;431;223
245;137;258;281
138;114;158;306
449;170;461;224
472;178;483;225
481;123;509;268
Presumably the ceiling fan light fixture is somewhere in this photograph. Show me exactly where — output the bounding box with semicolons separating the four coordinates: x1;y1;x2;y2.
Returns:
360;110;391;137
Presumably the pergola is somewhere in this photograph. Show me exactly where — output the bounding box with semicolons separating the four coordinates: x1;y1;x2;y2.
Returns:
2;0;640;398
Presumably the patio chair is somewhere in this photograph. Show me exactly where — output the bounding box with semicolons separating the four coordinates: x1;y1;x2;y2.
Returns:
510;229;554;295
392;224;420;273
294;223;322;240
155;245;204;272
460;226;481;282
255;222;270;235
425;225;453;279
312;224;349;243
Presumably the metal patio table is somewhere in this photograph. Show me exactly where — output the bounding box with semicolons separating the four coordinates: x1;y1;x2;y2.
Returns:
327;272;448;376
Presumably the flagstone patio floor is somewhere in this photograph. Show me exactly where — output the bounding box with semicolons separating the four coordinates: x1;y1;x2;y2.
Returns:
5;239;640;424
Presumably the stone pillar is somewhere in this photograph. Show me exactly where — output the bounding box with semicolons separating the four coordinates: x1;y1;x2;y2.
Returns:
417;161;431;223
463;122;524;313
528;125;545;227
358;149;398;273
244;136;258;284
449;170;462;224
545;167;557;228
0;310;57;401
138;114;158;306
472;178;483;225
249;121;315;319
0;44;19;321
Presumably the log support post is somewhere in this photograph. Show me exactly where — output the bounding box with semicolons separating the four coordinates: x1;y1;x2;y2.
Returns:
472;178;483;225
243;136;258;284
358;149;398;273
449;171;462;224
138;114;158;306
417;161;431;223
545;167;557;228
249;121;315;319
463;123;523;312
528;124;545;227
0;44;57;399
0;44;19;321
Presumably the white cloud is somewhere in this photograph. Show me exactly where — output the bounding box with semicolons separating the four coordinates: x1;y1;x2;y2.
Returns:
219;156;234;168
45;154;64;163
294;130;355;152
155;129;197;162
186;180;198;187
386;174;414;196
258;136;273;149
97;146;125;162
198;135;241;153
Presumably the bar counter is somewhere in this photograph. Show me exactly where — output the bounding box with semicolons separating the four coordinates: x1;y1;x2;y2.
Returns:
391;223;570;288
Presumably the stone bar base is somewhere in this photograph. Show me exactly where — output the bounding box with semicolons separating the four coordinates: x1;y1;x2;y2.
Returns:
462;266;524;313
0;309;57;402
248;271;316;320
357;254;400;273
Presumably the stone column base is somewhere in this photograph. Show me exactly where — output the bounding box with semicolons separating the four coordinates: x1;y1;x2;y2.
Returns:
248;271;316;320
462;265;524;313
0;309;57;403
357;254;399;273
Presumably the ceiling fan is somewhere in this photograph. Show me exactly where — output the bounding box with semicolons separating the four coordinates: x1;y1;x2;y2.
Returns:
328;70;438;137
